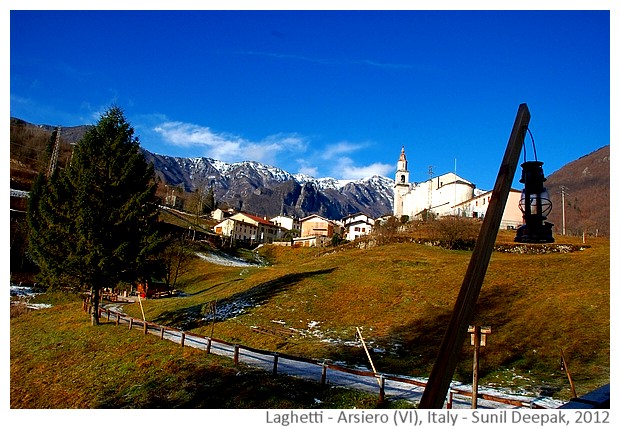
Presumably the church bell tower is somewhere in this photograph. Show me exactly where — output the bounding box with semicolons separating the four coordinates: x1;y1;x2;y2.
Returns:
396;146;409;185
394;146;410;218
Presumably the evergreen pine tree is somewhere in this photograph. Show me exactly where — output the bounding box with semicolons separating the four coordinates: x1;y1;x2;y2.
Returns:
28;106;162;325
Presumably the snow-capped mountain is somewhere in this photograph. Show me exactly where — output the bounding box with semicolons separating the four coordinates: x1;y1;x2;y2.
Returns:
143;150;394;219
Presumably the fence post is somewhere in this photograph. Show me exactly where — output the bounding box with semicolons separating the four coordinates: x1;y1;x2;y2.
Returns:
106;309;110;322
115;313;120;326
272;353;279;376
234;345;240;366
180;332;186;347
160;326;165;339
206;338;212;354
378;374;385;404
321;362;328;386
128;318;133;330
143;321;148;335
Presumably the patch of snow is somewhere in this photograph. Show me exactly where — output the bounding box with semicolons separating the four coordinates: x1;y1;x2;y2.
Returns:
26;303;53;310
10;188;29;198
10;284;44;297
195;251;260;267
202;298;255;321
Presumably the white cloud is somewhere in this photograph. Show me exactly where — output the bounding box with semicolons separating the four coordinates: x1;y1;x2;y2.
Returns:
150;119;391;181
318;142;393;180
153;120;306;165
334;156;392;181
341;162;393;180
295;159;319;177
321;141;368;161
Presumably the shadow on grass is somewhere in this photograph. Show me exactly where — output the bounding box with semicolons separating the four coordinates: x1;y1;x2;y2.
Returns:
153;268;336;331
94;356;383;409
322;283;528;383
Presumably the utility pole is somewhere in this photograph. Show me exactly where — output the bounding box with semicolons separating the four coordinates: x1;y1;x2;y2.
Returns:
46;126;61;177
559;185;568;235
427;165;434;220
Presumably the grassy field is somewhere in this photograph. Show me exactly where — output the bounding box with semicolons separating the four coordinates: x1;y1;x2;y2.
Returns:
10;293;403;409
11;230;609;407
125;230;610;400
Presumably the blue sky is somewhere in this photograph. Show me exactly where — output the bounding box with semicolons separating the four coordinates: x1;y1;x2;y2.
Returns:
8;7;611;190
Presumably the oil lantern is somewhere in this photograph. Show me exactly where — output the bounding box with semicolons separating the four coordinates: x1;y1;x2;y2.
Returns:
514;160;554;243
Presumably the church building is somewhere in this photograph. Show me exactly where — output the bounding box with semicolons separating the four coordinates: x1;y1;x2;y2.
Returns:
393;146;524;229
393;146;478;220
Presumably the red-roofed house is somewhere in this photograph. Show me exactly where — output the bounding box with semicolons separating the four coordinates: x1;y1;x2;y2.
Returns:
213;212;282;244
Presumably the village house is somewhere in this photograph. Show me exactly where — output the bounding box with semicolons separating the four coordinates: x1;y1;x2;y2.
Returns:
294;214;342;247
211;208;235;222
342;212;375;241
213;211;282;244
453;189;523;229
164;190;184;210
269;215;301;235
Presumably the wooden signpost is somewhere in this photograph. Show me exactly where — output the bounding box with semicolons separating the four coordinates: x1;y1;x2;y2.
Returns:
419;104;531;408
469;325;492;408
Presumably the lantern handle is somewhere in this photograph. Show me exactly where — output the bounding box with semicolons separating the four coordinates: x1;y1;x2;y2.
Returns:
523;128;539;163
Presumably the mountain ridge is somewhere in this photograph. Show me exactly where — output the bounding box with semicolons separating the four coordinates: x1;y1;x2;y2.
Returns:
142;150;395;219
10;117;610;234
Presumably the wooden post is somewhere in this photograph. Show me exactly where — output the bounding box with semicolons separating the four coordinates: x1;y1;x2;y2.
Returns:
447;390;453;409
160;326;165;339
115;313;120;326
272;353;279;376
321;362;328;386
180;332;185;347
210;300;217;339
471;326;481;409
143;321;148;335
206;338;212;354
234;345;240;366
561;349;578;398
128;318;133;330
419;104;530;409
378;374;385;404
138;294;146;322
356;327;381;387
106;309;110;322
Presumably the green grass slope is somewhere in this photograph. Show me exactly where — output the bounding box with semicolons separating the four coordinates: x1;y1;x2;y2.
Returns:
10;295;397;408
122;232;609;401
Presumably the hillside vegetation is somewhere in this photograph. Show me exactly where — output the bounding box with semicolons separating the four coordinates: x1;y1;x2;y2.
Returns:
546;145;610;237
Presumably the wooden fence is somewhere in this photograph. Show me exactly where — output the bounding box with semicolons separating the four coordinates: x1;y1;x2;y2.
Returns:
84;300;553;409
